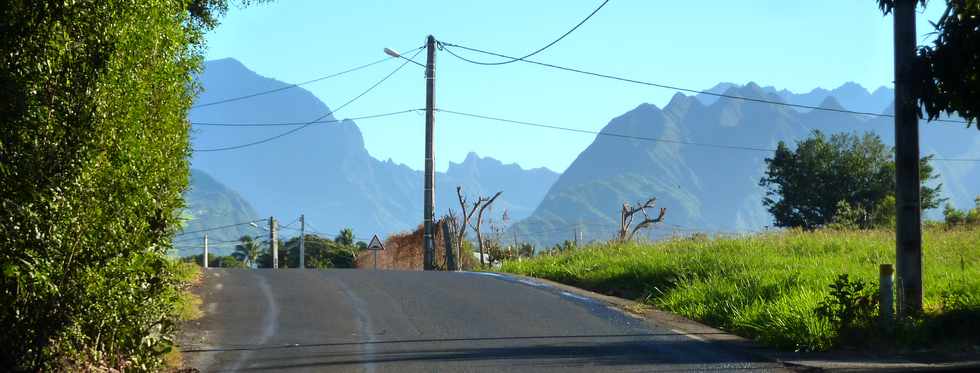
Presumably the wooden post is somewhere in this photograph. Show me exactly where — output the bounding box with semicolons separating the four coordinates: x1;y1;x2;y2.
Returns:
443;221;456;271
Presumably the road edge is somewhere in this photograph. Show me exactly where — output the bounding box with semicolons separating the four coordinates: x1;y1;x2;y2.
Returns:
487;271;980;373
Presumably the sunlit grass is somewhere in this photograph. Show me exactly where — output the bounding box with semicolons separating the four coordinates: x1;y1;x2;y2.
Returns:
500;227;980;351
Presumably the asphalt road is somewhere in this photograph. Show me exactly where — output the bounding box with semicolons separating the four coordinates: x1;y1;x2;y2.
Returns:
179;269;787;372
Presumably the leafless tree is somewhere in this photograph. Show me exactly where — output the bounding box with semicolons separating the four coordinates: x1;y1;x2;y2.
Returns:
456;186;502;268
618;197;666;242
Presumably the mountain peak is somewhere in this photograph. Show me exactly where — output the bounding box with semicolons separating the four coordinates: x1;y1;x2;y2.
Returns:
817;96;846;111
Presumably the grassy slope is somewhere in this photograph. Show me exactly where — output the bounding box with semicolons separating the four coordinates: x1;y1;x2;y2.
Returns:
500;228;980;351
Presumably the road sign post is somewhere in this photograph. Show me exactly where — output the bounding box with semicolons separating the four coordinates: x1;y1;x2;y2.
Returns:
367;234;385;270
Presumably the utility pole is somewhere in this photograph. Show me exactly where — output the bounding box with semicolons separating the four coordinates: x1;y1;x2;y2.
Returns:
893;0;922;316
299;214;305;269
203;234;209;269
270;216;279;269
423;34;437;271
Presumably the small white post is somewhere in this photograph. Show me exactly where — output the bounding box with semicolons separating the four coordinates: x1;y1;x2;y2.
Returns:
203;234;209;269
880;264;895;323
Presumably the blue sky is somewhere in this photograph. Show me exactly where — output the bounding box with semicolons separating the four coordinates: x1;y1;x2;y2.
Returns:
203;0;946;172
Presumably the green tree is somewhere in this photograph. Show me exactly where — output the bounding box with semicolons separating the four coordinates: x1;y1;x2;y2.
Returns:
878;0;980;128
336;228;355;246
760;131;944;229
232;235;263;268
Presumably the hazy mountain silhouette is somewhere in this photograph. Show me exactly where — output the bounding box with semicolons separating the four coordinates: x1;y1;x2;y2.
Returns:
515;82;979;247
185;58;557;242
697;82;894;114
175;169;261;257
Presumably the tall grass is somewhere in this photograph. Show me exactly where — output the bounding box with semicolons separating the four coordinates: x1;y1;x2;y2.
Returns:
500;227;980;351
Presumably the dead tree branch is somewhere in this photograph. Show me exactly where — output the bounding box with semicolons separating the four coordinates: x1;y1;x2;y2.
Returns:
618;197;666;242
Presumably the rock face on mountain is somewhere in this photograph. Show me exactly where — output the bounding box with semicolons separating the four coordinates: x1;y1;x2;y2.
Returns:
513;82;979;247
185;58;557;240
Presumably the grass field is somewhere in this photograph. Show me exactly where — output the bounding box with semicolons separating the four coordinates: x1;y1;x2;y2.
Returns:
500;227;980;351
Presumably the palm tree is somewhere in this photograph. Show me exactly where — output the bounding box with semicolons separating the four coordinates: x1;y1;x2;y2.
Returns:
232;235;261;268
335;228;355;246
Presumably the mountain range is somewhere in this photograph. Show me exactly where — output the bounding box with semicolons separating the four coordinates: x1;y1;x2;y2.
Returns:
513;83;979;246
181;58;558;250
178;58;979;252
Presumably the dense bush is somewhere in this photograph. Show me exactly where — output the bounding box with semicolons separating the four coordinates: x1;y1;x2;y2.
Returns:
0;1;237;370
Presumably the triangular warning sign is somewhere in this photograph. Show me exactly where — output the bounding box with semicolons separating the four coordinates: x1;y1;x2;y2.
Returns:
367;234;385;251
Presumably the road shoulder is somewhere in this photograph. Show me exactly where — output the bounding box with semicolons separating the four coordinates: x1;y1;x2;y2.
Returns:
490;271;980;372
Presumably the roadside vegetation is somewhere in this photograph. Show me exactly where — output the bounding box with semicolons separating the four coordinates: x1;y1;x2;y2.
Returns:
500;226;980;351
503;129;980;352
0;1;263;370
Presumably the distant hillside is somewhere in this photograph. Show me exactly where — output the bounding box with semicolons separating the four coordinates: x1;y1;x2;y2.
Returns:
188;58;557;239
514;82;979;247
173;169;260;257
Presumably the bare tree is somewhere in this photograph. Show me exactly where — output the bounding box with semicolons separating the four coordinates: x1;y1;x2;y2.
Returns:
618;197;667;242
457;186;503;268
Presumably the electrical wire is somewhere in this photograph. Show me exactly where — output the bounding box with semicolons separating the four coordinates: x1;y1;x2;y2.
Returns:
437;108;777;152
174;219;264;236
438;108;980;162
446;0;610;65
190;49;417;109
193;47;425;152
191;109;421;127
438;41;973;126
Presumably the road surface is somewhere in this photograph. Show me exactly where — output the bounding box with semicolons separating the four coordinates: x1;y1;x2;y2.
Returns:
179;269;787;372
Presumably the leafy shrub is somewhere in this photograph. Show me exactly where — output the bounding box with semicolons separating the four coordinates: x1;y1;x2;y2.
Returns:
814;274;879;346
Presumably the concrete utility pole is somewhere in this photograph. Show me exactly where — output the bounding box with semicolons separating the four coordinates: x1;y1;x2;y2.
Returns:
423;34;437;271
299;214;305;269
270;216;279;269
203;234;209;269
893;0;922;315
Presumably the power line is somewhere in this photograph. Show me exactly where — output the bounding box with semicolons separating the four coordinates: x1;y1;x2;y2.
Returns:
438;108;980;162
447;0;610;66
437;108;777;152
438;41;973;126
193;47;424;152
189;49;418;109
174;219;264;236
190;109;421;127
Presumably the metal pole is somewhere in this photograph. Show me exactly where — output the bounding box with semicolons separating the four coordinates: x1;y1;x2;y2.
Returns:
893;0;922;315
270;216;279;269
299;214;305;269
423;34;437;271
374;250;378;270
203;234;209;269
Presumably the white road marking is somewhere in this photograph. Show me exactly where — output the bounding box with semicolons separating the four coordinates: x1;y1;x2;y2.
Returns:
670;328;707;342
560;291;596;303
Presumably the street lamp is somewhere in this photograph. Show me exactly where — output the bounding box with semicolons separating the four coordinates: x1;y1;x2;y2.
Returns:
384;47;425;67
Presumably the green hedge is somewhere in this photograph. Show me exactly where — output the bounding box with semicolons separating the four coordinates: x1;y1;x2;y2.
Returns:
0;1;229;370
